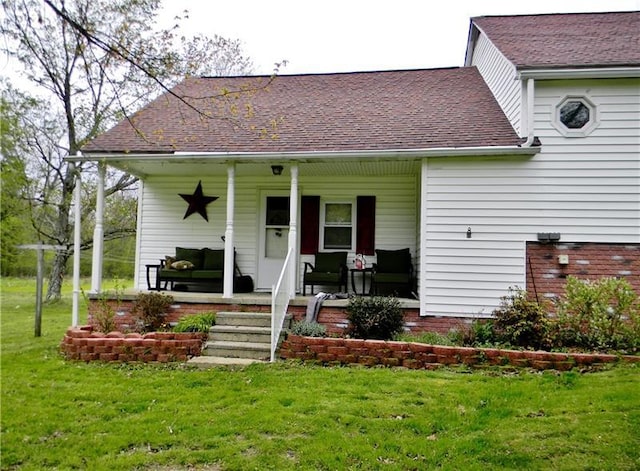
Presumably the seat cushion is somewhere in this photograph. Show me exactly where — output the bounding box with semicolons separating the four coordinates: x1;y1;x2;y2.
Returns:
175;247;204;270
314;252;347;272
159;269;192;280
202;248;224;270
305;272;342;284
374;273;411;284
191;270;223;280
375;248;411;273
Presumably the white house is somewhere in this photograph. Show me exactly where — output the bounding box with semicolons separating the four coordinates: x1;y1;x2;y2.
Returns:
71;11;639;329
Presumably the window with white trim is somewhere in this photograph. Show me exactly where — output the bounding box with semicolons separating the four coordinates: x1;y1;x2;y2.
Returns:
321;202;354;250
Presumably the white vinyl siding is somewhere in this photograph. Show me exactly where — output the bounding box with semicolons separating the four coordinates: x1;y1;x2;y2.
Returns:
134;173;417;291
424;238;525;316
470;32;522;134
421;77;640;317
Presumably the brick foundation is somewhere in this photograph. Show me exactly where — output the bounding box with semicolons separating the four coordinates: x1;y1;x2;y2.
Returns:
88;298;469;336
287;306;470;336
280;335;639;371
88;300;273;332
526;242;639;304
60;326;206;363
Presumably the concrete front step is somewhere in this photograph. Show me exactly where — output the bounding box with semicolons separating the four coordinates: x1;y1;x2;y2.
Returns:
209;325;271;343
203;340;271;361
187;356;266;368
216;312;272;328
199;311;290;361
216;311;293;328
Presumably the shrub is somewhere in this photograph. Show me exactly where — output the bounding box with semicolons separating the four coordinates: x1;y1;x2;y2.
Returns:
290;320;327;337
551;276;640;352
467;320;498;347
396;330;461;346
131;292;174;332
492;287;550;350
346;296;404;340
173;313;216;333
85;279;123;333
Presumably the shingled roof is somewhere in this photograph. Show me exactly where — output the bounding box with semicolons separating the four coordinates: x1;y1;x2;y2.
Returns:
472;11;640;69
83;67;523;155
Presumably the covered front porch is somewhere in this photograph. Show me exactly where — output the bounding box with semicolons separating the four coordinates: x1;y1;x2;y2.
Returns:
72;155;426;320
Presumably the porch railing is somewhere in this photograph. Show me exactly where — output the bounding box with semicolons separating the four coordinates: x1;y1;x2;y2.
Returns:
270;247;294;362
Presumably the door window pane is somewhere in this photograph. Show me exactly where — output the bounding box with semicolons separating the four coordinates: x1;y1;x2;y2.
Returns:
266;197;290;226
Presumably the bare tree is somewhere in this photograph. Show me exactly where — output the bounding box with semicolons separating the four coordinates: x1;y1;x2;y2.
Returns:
1;0;254;300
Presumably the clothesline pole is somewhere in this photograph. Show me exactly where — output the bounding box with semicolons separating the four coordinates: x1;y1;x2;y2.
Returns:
17;242;66;337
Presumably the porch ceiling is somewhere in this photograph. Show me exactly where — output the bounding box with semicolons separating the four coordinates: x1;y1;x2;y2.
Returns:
105;157;422;178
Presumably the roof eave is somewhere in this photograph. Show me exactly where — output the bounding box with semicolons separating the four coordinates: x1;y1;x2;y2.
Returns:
70;145;540;164
518;66;640;80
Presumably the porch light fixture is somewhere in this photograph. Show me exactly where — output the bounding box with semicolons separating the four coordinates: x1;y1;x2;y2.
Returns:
271;165;284;176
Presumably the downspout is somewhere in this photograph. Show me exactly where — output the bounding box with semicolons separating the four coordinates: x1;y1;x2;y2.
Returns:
522;78;536;147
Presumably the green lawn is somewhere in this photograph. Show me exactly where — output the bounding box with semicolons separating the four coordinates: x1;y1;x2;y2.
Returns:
2;278;639;470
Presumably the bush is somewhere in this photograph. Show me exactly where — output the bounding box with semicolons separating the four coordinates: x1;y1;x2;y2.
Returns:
290;320;327;337
346;296;404;340
131;292;174;332
551;276;640;352
463;320;501;348
173;313;216;333
85;279;124;333
492;287;550;350
396;330;462;346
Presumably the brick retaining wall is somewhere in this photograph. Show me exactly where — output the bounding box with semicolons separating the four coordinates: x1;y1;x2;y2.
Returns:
280;335;640;371
60;326;206;363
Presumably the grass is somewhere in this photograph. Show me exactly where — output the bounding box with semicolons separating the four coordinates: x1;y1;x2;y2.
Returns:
2;277;640;470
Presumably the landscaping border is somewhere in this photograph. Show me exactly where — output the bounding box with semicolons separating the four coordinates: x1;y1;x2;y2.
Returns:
60;326;206;363
279;335;640;371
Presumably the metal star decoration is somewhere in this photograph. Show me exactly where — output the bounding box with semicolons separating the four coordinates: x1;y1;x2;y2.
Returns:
179;181;218;221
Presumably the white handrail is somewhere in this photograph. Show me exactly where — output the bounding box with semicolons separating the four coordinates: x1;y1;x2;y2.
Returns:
271;247;294;362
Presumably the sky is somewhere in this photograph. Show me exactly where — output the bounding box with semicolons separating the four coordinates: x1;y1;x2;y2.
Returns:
159;0;640;76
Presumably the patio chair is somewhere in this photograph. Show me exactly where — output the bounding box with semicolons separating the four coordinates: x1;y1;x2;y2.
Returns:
372;248;414;297
303;252;348;295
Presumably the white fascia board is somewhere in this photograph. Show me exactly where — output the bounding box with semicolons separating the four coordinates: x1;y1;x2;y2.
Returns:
74;145;540;163
518;67;640;80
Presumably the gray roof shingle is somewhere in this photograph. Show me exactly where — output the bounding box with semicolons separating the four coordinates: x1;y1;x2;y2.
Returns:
83;67;522;154
472;11;640;69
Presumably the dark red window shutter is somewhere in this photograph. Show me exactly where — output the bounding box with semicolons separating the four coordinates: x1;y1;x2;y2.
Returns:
356;196;375;255
300;196;320;254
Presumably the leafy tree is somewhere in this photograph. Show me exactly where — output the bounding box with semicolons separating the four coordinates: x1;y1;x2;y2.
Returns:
0;92;35;275
1;0;254;299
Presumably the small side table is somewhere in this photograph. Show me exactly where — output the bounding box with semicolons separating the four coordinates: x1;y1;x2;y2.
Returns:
146;264;162;290
350;267;374;295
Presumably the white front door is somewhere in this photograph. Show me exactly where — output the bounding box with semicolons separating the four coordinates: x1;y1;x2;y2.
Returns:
256;192;290;291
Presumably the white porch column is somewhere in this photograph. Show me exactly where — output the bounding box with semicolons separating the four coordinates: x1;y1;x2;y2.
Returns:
419;159;429;317
72;171;82;326
223;163;235;298
90;163;105;293
288;164;299;298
